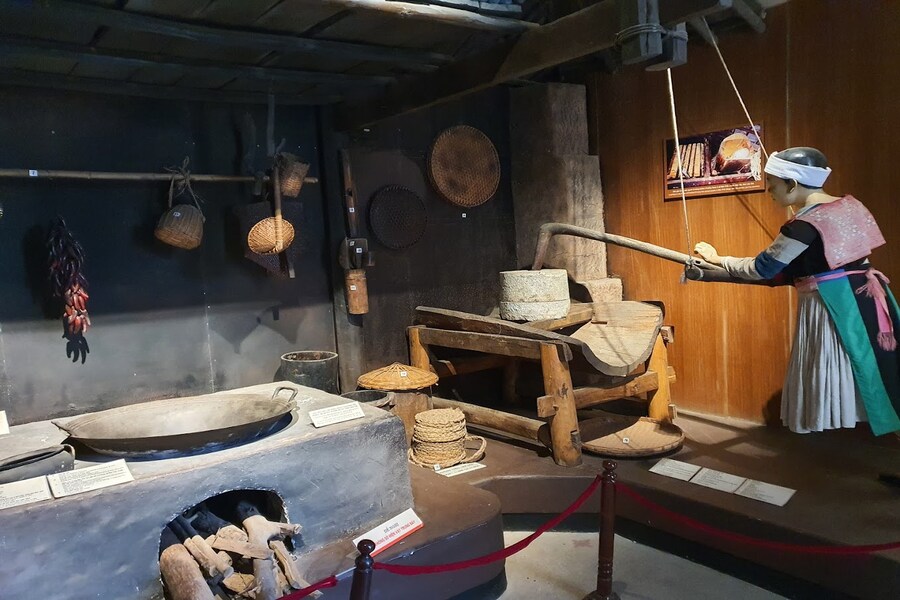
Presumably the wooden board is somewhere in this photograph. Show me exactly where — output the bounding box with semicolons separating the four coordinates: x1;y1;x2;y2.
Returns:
415;304;662;377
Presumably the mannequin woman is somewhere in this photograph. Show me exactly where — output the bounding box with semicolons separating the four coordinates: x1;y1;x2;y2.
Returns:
694;147;900;436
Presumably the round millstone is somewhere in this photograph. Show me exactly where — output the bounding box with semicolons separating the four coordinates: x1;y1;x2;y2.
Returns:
499;269;570;321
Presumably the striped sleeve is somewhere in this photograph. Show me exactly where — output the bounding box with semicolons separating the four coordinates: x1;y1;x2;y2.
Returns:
720;232;810;280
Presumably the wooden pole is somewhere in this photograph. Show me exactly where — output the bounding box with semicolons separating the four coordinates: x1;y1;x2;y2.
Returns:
582;460;620;600
0;168;317;184
408;325;434;373
349;539;376;600
540;342;582;467
646;333;673;422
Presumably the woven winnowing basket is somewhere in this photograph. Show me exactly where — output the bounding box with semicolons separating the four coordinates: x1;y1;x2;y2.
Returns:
357;362;438;391
278;153;310;198
428;125;500;208
155;178;204;250
247;218;296;255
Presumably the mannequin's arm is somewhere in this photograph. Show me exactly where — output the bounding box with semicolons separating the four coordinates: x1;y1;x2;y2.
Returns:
695;233;810;281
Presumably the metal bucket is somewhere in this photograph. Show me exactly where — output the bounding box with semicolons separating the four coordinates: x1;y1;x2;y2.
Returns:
280;351;339;394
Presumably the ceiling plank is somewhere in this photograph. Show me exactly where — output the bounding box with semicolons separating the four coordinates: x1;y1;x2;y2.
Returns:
0;36;393;87
0;68;339;105
299;0;535;32
335;0;734;130
0;0;451;67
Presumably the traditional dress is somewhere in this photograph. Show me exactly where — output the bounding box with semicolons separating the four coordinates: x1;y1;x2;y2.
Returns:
719;196;900;435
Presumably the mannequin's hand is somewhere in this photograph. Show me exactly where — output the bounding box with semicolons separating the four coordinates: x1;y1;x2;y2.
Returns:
693;242;722;265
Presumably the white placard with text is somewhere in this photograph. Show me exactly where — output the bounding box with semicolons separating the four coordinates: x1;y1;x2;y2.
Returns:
309;402;366;428
0;476;52;510
353;508;424;556
649;458;702;481
735;479;796;506
690;468;747;493
47;459;134;498
0;410;9;436
436;462;487;477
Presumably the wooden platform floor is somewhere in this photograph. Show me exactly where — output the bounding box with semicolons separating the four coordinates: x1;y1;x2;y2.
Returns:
445;412;900;600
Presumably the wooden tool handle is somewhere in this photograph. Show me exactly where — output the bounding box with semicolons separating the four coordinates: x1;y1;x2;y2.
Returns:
273;167;284;252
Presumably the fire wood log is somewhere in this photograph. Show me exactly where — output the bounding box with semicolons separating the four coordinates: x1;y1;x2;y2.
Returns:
222;573;257;597
191;504;236;537
172;516;234;580
160;528;216;600
211;536;272;560
270;540;322;598
236;501;302;600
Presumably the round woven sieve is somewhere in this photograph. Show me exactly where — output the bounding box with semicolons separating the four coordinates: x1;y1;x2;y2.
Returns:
428;125;500;208
367;185;427;250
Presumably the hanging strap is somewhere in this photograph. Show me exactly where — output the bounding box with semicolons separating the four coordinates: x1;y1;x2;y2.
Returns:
665;68;693;269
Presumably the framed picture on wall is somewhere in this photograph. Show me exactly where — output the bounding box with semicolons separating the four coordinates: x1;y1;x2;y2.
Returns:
663;124;765;200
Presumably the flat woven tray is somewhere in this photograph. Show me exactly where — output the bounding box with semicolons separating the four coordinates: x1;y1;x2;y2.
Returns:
368;185;427;250
580;414;684;458
428;125;500;208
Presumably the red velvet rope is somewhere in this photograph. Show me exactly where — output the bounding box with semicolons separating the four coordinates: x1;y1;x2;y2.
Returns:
617;483;900;555
279;575;338;599
374;474;604;575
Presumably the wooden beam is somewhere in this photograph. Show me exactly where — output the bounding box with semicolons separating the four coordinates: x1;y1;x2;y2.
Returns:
4;0;451;67
315;0;536;32
431;397;547;442
433;355;509;378
0;37;392;87
0;69;336;105
336;0;735;129
731;0;766;33
574;370;665;409
415;327;572;362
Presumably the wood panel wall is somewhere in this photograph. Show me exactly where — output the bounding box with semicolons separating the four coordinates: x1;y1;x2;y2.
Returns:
587;1;900;423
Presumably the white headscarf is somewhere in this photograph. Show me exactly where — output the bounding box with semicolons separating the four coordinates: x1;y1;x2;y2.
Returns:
764;152;832;187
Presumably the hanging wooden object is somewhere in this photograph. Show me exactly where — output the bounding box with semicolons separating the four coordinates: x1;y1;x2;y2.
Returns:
155;176;204;250
368;185;427;250
427;125;500;208
277;153;310;198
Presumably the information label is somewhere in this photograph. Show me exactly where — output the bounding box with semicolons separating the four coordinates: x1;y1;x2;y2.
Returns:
309;402;365;428
735;479;796;507
649;458;702;481
0;476;52;510
0;410;8;435
690;468;747;493
353;508;424;556
436;462;487;477
47;459;134;498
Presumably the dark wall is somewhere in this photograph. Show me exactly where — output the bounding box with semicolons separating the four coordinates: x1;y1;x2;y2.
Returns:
343;88;517;375
0;87;335;424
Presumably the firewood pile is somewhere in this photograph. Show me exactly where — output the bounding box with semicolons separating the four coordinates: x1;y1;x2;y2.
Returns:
160;501;320;600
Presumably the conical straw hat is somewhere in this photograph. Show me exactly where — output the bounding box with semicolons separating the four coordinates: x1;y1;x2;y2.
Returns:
357;362;438;391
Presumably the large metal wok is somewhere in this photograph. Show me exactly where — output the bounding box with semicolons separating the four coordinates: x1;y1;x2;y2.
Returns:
54;387;298;458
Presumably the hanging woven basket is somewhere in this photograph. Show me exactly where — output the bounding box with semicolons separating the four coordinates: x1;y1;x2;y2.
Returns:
278;152;310;198
155;176;204;250
357;362;438;391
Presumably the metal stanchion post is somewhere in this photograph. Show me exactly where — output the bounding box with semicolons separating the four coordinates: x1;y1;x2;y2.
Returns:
583;460;619;600
349;539;376;600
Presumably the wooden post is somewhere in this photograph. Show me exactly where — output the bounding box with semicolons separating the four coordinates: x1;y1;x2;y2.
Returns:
539;342;583;467
349;539;376;600
408;325;434;373
646;333;673;422
583;460;619;600
503;358;520;405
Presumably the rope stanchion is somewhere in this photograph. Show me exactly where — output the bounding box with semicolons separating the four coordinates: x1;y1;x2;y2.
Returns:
583;461;620;600
374;473;604;576
618;483;900;555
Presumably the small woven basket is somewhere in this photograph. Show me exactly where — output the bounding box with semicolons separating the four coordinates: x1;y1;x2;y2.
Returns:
408;408;486;469
278;153;310;198
155;177;204;250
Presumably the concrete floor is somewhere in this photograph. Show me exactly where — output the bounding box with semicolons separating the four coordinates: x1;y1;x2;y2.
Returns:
493;530;786;600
